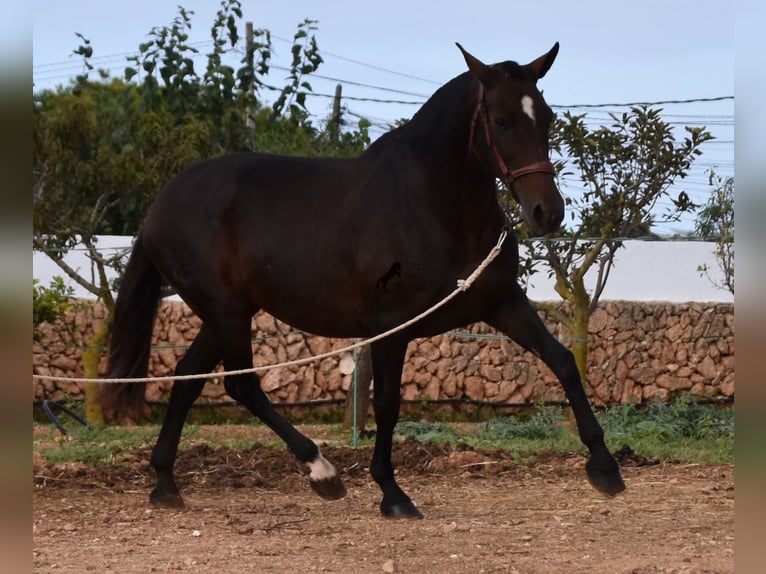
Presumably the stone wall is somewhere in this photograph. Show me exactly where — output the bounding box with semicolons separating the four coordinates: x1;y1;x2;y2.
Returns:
33;300;734;407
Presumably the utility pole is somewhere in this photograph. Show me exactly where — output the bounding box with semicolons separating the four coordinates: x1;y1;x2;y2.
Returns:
329;83;342;142
245;21;255;131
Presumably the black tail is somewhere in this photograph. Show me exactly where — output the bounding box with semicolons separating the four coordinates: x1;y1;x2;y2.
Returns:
98;234;163;420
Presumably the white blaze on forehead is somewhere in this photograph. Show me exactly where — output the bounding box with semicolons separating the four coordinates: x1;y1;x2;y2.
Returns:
521;95;536;123
307;451;338;481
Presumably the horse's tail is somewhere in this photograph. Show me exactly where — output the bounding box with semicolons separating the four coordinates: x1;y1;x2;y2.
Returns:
98;234;164;420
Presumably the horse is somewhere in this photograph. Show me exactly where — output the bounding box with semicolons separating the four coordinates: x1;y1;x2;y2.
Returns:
99;42;626;519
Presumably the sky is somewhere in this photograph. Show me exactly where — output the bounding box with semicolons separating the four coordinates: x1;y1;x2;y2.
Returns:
31;0;736;234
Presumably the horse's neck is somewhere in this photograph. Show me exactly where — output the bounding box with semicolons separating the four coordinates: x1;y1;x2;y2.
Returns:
403;75;499;210
403;73;476;160
358;73;501;230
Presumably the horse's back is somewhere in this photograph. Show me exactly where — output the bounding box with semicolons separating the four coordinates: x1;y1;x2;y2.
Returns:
136;143;511;336
139;151;392;329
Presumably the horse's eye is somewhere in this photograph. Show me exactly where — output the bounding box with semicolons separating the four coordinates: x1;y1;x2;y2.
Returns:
494;117;509;129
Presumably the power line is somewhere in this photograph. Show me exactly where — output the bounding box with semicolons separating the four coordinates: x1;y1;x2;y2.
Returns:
33;40;215;72
35;43;734;114
557;96;733;109
245;59;431;99
37;30;733;116
271;33;442;86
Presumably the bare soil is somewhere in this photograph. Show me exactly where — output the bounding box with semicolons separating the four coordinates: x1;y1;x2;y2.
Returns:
33;425;734;573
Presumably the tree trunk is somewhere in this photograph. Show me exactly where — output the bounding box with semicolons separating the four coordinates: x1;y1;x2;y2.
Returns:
569;300;590;385
568;275;592;390
343;345;372;434
82;319;110;428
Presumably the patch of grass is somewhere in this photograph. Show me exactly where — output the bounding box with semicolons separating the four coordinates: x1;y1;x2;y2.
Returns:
35;397;733;467
598;397;734;463
480;406;566;441
471;407;583;455
39;425;165;467
395;420;462;445
392;399;733;464
395;409;583;457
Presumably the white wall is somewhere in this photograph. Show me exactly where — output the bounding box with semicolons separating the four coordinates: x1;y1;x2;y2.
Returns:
520;240;733;303
33;236;734;303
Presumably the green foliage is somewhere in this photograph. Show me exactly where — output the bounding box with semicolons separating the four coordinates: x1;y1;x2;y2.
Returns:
695;172;734;294
598;398;734;463
394;399;733;464
35;397;733;467
395;420;460;444
599;396;734;441
480;406;566;441
270;19;323;123
552;108;710;236
39;424;164;467
33;277;74;340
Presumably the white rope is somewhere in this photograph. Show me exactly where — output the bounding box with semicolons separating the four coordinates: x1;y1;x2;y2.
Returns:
32;229;508;385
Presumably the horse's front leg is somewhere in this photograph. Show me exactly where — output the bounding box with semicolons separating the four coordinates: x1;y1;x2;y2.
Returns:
486;295;625;495
369;337;424;518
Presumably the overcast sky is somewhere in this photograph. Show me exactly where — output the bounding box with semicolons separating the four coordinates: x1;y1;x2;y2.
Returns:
32;0;737;233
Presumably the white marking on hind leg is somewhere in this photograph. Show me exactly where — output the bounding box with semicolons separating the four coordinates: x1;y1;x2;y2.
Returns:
521;95;536;124
307;450;338;482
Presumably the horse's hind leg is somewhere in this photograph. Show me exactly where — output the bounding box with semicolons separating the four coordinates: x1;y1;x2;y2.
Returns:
150;323;221;507
369;337;423;518
219;316;346;500
487;296;625;496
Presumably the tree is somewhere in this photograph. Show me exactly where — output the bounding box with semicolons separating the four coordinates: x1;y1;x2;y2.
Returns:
33;1;371;423
33;76;147;424
694;172;734;294
508;107;712;387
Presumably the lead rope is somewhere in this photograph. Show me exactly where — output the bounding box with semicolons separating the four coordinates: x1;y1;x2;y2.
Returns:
32;228;509;385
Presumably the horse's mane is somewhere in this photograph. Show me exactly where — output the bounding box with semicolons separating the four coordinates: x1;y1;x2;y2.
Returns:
365;58;528;157
364;71;474;156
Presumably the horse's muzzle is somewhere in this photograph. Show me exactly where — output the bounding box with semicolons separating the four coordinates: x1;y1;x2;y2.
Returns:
525;199;564;236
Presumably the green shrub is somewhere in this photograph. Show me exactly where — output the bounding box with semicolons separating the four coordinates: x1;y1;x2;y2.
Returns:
33;277;74;340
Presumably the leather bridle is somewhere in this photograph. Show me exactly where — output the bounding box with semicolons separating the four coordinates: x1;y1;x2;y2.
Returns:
468;83;555;187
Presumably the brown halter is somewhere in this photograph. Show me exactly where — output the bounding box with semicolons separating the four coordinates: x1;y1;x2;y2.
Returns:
468;83;555;186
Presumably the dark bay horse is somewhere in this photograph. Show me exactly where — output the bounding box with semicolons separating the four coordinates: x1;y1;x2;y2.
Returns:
100;42;625;518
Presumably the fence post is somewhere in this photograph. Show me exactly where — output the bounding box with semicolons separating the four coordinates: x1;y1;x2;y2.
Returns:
343;342;372;443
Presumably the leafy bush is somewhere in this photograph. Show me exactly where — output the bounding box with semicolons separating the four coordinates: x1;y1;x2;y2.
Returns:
33;277;74;341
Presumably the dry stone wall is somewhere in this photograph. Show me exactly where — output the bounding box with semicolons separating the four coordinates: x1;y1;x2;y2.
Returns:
33;300;734;408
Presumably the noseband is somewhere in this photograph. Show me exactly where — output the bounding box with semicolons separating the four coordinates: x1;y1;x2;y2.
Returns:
468;84;555;187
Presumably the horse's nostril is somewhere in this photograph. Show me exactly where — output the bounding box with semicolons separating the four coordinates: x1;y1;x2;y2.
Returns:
533;204;545;223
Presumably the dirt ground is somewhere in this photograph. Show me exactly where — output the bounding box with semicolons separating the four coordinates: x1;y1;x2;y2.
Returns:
33;425;734;573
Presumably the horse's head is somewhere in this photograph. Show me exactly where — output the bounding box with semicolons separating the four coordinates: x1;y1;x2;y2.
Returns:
457;43;564;236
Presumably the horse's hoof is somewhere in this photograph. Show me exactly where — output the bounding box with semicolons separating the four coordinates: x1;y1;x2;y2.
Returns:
310;475;347;500
586;458;626;496
381;498;424;519
149;488;185;508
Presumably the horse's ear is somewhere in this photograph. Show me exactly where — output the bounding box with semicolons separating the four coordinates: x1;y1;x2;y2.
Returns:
526;42;560;80
456;42;502;88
